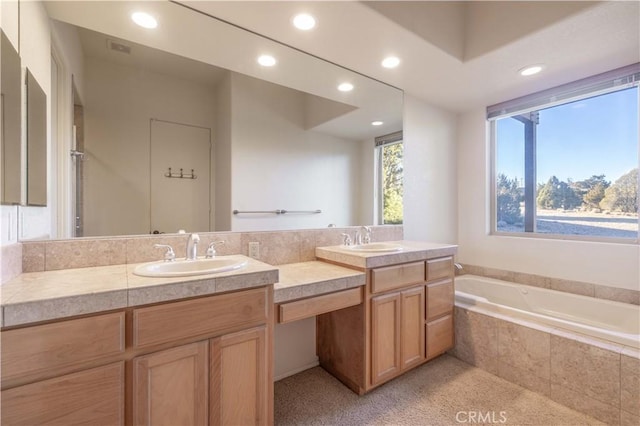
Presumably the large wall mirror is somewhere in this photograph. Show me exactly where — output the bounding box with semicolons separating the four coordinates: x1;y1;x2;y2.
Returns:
26;69;48;206
43;0;403;239
1;30;22;205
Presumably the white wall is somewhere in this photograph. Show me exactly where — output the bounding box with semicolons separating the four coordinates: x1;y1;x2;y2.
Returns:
83;57;216;236
457;109;640;291
230;73;362;231
274;318;318;381
403;94;458;244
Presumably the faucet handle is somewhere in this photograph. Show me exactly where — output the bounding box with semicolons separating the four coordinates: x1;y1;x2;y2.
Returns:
361;226;372;244
205;241;225;258
154;244;176;262
341;233;352;246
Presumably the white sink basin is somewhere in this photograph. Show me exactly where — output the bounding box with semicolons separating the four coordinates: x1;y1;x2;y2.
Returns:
133;257;248;278
347;243;404;253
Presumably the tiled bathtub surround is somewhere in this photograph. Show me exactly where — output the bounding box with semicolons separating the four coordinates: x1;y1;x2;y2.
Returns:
20;225;403;273
451;306;640;425
461;264;640;306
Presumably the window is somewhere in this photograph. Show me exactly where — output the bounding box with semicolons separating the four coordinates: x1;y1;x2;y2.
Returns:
376;131;403;224
490;64;639;241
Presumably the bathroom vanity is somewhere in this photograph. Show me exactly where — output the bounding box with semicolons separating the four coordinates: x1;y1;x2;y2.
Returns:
0;257;277;426
0;239;457;424
315;242;457;394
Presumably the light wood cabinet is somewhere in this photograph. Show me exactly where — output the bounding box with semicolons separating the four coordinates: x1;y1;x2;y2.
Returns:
133;342;209;426
278;287;362;324
132;326;269;426
426;269;454;360
370;292;401;385
370;286;426;386
1;362;125;426
210;327;268;426
1;286;273;426
318;255;454;394
400;286;426;370
426;279;454;321
426;314;454;360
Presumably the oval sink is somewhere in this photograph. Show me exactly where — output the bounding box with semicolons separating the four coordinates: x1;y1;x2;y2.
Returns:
133;257;247;278
347;243;403;253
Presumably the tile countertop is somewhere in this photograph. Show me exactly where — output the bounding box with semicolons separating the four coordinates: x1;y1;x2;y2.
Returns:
315;240;458;269
274;261;366;304
0;241;456;328
0;255;278;327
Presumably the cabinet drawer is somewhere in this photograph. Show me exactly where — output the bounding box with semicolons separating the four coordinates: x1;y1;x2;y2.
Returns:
426;279;454;321
371;262;425;294
278;287;363;324
1;362;125;426
1;312;125;384
133;287;268;349
426;257;453;282
426;314;454;359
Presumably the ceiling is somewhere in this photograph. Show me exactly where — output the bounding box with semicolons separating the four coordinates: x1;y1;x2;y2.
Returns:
180;1;640;113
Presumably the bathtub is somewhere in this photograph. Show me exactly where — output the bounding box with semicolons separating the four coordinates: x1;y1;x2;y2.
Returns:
455;275;640;349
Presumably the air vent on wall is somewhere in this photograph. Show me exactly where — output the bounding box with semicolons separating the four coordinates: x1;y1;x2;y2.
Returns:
107;39;131;55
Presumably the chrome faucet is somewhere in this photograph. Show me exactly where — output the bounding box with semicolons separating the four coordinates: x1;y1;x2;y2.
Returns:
154;244;176;262
205;241;225;258
354;226;371;245
186;233;200;260
341;233;353;246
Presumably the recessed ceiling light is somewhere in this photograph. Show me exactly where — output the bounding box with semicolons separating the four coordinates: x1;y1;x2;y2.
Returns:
338;83;354;92
519;65;544;76
381;56;400;69
131;12;157;29
371;121;384;126
258;55;276;67
293;13;316;30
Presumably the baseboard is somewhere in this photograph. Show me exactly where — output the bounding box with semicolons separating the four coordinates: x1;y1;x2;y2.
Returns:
274;360;320;382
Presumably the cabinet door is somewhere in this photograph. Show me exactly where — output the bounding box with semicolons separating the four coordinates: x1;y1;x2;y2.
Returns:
1;362;124;426
210;326;268;426
426;314;454;360
133;342;208;426
401;286;425;370
371;292;401;386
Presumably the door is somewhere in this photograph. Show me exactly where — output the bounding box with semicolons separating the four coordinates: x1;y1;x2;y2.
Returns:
370;292;401;386
133;342;208;426
210;327;268;426
150;119;211;234
401;286;425;370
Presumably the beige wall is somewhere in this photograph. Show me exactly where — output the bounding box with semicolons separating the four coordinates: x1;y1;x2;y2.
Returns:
457;109;640;291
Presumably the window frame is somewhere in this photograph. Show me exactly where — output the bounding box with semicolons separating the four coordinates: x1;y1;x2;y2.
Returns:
488;66;640;244
375;131;403;226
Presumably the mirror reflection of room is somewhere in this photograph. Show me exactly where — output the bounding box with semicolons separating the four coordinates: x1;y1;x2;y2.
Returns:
1;30;22;206
51;16;402;238
25;69;48;207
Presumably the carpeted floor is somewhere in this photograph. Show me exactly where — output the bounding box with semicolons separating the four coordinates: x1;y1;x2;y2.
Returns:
274;355;603;425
